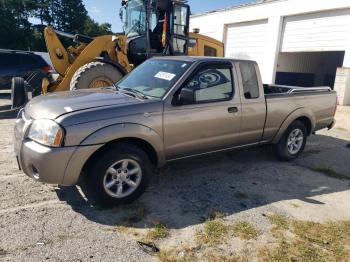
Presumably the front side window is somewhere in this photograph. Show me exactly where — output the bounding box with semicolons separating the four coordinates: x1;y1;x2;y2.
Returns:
182;66;233;103
125;0;154;38
240;62;259;99
117;59;191;98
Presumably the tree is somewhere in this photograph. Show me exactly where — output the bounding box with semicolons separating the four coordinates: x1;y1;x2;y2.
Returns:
0;0;116;51
83;17;113;37
55;0;88;33
0;0;35;50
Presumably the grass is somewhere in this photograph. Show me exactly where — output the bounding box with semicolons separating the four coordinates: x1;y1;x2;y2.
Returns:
311;167;349;180
206;209;225;220
260;215;350;262
203;252;248;262
196;219;229;245
232;221;261;240
158;246;247;262
267;213;289;231
158;246;198;262
146;221;170;240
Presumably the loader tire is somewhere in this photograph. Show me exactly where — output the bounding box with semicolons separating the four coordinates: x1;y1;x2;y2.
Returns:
70;61;123;90
11;77;26;109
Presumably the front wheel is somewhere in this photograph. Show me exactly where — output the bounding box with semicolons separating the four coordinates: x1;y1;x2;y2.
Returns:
84;143;152;207
273;120;307;161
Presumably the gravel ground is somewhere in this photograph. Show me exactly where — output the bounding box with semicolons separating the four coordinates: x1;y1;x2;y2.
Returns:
1;92;350;261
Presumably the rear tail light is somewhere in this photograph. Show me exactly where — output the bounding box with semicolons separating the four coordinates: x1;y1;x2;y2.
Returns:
42;65;53;73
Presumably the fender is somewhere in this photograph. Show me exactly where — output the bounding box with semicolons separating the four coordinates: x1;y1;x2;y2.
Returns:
272;107;316;144
80;123;166;166
94;58;128;76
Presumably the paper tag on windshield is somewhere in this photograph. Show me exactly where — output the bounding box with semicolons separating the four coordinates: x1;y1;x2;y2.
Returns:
154;71;176;81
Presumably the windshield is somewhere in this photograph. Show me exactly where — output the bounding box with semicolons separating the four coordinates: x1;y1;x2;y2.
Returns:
124;0;158;38
124;0;146;37
117;59;191;98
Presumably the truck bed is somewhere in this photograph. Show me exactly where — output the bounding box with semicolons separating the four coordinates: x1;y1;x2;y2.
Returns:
262;84;337;142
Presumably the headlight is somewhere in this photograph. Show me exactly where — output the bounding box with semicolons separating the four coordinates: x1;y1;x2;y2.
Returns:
28;119;64;147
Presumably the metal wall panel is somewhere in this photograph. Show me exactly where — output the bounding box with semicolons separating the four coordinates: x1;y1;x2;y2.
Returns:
225;20;268;69
282;9;350;52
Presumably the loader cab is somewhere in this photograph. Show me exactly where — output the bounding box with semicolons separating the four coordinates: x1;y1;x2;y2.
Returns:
121;0;190;66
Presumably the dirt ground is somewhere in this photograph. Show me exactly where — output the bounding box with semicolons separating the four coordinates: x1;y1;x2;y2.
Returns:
0;92;350;261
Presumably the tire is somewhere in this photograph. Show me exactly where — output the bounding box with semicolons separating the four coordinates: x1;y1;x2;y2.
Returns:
273;120;307;161
85;143;152;207
70;61;123;90
11;77;25;109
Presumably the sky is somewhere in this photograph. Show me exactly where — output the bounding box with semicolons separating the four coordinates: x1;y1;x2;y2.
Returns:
83;0;254;32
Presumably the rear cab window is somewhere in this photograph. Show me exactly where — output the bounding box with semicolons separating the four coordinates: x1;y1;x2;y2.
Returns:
239;62;260;99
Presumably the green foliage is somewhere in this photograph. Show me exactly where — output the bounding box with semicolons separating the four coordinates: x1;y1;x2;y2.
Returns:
0;0;115;51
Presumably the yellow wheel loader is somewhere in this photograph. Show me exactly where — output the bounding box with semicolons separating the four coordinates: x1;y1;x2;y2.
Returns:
11;0;224;108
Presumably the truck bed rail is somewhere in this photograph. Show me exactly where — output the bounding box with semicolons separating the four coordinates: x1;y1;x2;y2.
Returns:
287;86;331;95
264;84;332;96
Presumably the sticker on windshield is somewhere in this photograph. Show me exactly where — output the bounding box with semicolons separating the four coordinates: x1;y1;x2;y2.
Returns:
154;71;176;81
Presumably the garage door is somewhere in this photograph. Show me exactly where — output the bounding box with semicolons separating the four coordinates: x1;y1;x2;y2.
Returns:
282;9;350;52
225;20;268;68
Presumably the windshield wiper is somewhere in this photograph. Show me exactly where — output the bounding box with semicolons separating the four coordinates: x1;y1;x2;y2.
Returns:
113;83;149;100
123;88;149;100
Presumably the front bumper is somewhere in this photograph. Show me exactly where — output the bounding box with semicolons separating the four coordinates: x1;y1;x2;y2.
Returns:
15;140;101;186
14;110;102;186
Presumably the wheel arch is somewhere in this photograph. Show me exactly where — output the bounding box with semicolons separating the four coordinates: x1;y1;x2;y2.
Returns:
93;57;128;76
81;137;159;179
79;123;165;168
272;108;315;144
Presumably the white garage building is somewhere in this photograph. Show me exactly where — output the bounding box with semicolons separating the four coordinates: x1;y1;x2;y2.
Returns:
190;0;350;105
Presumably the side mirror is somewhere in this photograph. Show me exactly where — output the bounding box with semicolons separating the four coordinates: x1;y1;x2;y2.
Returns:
178;88;195;105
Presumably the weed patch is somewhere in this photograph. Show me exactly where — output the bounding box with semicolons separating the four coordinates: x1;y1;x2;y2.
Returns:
232;221;261;240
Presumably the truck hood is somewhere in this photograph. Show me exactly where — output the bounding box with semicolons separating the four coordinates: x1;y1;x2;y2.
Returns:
25;89;143;120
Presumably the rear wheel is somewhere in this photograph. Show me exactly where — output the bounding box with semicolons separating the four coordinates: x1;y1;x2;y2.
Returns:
70;61;123;90
84;143;152;207
11;77;26;109
273;120;307;161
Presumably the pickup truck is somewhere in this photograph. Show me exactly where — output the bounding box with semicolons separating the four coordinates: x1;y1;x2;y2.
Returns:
14;57;337;207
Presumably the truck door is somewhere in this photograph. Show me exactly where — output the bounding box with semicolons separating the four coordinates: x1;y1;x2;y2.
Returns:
236;61;267;144
163;62;242;160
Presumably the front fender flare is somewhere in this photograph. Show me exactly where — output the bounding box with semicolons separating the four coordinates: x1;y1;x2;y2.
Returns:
80;123;165;166
272;108;316;144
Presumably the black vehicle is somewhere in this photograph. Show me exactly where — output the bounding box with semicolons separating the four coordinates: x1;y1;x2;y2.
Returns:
0;50;51;90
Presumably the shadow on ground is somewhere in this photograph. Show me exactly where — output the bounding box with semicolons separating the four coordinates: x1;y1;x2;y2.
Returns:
55;134;350;229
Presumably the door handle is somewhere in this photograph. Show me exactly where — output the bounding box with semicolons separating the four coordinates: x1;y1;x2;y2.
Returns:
228;107;239;113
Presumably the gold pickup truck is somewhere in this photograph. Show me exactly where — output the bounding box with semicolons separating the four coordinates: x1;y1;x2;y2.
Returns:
14;57;337;207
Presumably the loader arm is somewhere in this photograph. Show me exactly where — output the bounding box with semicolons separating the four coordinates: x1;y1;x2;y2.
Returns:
50;35;130;92
44;27;71;76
